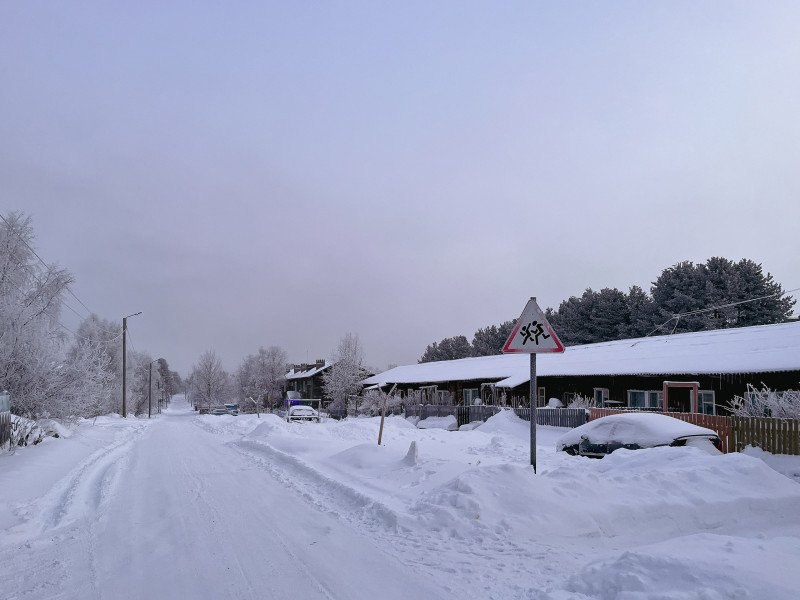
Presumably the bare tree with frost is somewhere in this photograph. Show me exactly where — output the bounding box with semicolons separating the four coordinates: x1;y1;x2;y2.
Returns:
236;346;287;412
322;333;369;410
190;350;228;410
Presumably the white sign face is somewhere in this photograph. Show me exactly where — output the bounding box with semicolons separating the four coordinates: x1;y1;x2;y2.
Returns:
502;298;564;354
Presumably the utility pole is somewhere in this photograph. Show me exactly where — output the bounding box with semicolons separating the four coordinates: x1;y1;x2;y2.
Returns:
121;312;141;418
148;361;153;419
122;318;126;418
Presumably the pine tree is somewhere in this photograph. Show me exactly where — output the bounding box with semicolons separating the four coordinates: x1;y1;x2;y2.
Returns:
471;320;516;356
419;335;473;363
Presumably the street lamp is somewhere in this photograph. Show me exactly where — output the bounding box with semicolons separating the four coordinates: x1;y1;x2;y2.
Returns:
122;311;142;418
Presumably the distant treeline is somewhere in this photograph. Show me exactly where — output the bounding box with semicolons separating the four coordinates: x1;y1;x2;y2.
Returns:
419;257;795;363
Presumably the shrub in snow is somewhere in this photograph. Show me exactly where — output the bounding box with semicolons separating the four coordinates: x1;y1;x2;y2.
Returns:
5;415;45;451
353;390;403;417
730;384;800;419
567;395;596;409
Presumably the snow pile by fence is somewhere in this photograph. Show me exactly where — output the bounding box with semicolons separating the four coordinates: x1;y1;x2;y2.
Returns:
232;409;800;598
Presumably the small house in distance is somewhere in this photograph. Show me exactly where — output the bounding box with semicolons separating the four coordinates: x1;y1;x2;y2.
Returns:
362;322;800;415
285;360;331;402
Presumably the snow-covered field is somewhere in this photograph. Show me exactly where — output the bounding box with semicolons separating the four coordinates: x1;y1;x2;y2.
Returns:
2;400;800;599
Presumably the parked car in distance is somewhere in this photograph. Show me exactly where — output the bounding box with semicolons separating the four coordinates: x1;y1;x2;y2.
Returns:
224;403;239;416
556;413;721;458
210;407;229;416
288;405;319;423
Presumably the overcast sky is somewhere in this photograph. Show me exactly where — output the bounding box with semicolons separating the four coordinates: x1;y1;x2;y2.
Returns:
3;2;800;375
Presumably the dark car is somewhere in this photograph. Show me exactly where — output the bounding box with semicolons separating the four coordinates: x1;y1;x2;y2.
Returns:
557;413;721;458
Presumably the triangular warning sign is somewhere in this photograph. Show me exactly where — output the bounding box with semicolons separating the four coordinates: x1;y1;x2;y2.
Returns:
502;297;564;354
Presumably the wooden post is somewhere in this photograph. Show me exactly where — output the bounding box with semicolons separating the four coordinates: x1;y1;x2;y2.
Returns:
377;397;388;446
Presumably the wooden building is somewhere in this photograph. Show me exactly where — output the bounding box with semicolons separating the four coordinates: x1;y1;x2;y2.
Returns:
362;322;800;415
285;360;332;401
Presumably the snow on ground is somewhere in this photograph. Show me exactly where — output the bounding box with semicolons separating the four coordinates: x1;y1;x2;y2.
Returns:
3;403;800;599
229;409;800;599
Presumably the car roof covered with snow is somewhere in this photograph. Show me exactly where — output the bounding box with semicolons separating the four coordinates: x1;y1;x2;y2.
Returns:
556;413;719;449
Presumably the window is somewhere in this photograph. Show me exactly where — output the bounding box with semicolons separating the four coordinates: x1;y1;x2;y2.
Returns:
593;388;609;407
628;390;663;409
537;387;546;407
463;388;479;406
698;390;715;415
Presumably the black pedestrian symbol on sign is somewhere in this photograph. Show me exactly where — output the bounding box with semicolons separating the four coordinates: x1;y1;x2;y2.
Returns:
520;320;550;346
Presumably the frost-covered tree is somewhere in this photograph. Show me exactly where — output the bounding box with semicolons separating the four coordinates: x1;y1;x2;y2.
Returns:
67;314;123;415
0;213;117;419
236;346;287;412
323;333;369;409
189;350;228;410
356;389;403;416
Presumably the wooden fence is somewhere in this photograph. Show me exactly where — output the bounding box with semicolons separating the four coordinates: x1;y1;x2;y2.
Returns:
0;392;10;449
731;416;800;455
513;408;588;428
588;408;800;455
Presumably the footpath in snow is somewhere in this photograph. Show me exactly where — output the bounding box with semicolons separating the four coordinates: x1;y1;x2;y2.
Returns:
3;400;800;599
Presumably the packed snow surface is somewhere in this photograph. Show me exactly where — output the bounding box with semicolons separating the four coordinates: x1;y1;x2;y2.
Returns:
556;412;719;449
3;400;800;599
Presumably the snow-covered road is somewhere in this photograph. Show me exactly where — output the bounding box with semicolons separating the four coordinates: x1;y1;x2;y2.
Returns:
5;399;800;600
0;401;453;600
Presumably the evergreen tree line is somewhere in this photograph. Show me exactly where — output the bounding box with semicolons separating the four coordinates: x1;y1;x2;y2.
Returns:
0;212;182;419
419;257;795;362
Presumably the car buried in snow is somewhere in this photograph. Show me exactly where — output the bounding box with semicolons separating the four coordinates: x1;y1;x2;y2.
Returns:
556;412;722;458
288;405;320;423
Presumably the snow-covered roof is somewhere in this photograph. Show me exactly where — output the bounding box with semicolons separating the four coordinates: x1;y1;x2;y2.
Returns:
363;322;800;388
285;363;333;380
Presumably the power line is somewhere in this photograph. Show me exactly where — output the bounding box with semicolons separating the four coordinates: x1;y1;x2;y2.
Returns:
0;212;96;318
0;214;119;336
2;273;122;343
646;286;800;337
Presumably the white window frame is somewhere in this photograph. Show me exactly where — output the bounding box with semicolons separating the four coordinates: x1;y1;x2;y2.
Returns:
537;386;546;407
698;390;716;415
463;388;479;405
628;390;663;409
593;388;610;406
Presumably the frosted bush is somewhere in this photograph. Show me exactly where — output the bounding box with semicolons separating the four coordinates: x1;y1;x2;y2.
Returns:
567;395;596;409
730;384;800;419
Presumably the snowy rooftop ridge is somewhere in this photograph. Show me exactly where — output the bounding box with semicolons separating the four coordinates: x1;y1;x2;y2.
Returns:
285;362;333;380
363;321;800;388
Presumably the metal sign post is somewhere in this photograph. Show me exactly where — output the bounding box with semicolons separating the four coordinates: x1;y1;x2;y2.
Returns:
530;353;536;471
502;297;564;474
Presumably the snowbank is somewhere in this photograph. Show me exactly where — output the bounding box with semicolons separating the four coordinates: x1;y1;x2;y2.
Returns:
226;407;800;599
742;445;800;481
417;415;458;431
559;533;800;600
